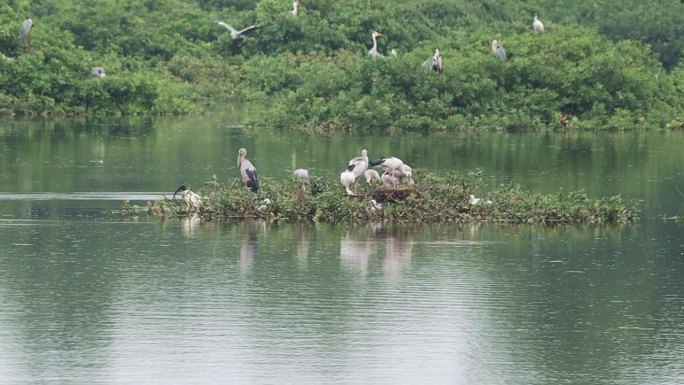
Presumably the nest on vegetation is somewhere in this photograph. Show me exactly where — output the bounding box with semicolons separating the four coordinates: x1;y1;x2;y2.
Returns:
367;187;420;204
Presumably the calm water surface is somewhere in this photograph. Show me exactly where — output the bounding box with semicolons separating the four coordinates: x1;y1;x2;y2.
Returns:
0;113;682;384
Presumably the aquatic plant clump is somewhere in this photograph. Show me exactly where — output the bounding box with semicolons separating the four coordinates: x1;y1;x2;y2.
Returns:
143;172;638;225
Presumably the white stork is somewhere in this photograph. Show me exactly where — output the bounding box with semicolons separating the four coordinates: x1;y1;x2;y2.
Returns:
370;156;405;171
340;149;369;195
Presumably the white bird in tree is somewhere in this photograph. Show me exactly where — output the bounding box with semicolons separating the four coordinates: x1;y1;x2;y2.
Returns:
491;40;499;54
238;148;259;193
494;41;507;61
368;31;384;59
533;14;545;34
90;67;105;78
290;0;301;17
213;20;258;40
340;149;369;195
421;49;442;73
432;48;442;73
20;18;32;42
173;184;202;212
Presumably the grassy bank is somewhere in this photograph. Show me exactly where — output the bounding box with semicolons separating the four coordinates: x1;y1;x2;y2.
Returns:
1;1;683;130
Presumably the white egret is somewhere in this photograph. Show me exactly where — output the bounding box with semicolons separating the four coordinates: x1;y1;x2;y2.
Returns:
533;14;545;34
213;20;258;40
238;148;259;193
340;149;369;195
368;31;384;59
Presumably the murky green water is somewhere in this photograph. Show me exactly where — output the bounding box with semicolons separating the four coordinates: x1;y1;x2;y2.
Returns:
0;112;682;384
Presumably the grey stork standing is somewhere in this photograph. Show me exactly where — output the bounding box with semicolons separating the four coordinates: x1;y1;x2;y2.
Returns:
340;149;369;195
238;148;259;193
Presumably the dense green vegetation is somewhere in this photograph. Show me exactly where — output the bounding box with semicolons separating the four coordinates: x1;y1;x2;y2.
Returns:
140;172;637;224
1;1;683;130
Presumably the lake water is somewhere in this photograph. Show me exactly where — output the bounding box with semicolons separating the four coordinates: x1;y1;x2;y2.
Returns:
0;112;682;384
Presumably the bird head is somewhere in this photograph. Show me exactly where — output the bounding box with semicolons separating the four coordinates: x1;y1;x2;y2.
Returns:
373;31;383;38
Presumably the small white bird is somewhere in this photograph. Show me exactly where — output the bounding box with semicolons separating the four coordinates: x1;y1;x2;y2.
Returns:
381;170;401;188
257;198;272;211
368;31;384;59
293;168;309;183
173;184;202;212
364;169;381;185
213;20;258;40
90;67;105;78
533;14;545;34
491;40;499;54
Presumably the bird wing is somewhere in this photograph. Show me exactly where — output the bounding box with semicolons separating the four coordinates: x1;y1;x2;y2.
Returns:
245;168;259;192
369;157;388;167
345;156;367;172
237;25;258;34
215;20;238;34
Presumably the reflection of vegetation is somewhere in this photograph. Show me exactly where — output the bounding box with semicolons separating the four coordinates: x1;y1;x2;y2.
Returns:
0;1;683;130
145;172;638;224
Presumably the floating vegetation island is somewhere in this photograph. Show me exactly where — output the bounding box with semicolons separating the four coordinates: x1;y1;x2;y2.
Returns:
137;172;638;225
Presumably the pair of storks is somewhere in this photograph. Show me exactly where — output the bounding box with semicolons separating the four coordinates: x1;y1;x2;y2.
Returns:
340;149;413;196
173;147;258;210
